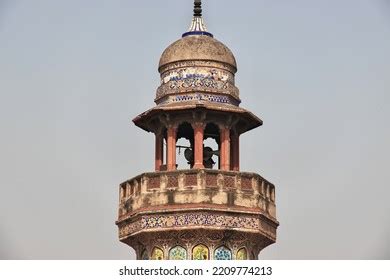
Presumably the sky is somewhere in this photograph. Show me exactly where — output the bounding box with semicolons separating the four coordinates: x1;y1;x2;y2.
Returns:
0;0;389;259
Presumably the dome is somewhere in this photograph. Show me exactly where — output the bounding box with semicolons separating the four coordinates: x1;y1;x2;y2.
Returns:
158;35;237;72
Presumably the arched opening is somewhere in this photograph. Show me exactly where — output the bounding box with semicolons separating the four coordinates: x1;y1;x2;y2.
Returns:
192;244;209;260
162;128;167;169
141;249;149;260
163;121;231;171
230;129;240;171
203;123;220;169
236;247;248;260
176;122;194;169
155;128;168;171
151;247;164;260
169;245;187;260
214;246;232;260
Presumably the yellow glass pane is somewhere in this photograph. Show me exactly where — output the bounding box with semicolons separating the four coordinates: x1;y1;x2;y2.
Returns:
236;248;248;260
192;244;209;260
151;247;164;260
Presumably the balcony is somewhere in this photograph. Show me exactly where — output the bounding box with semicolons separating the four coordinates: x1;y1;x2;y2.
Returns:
116;169;278;246
118;169;276;220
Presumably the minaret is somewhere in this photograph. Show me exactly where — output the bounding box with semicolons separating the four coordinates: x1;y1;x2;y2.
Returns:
116;0;279;260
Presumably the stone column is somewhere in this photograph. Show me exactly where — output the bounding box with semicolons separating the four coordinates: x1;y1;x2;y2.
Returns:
155;132;164;171
166;126;177;171
231;132;240;171
192;122;205;169
220;126;231;171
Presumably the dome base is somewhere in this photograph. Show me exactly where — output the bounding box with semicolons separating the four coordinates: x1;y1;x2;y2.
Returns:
182;31;213;38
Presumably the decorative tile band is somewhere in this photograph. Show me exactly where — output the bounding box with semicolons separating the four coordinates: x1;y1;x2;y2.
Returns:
142;212;259;229
118;211;277;239
157;93;238;106
161;68;234;85
156;78;239;102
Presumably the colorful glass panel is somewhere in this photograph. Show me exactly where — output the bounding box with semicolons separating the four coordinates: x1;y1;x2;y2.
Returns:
214;246;232;260
169;246;187;260
151;247;164;260
192;244;209;260
236;248;248;260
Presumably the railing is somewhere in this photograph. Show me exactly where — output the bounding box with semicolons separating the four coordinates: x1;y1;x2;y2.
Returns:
118;169;276;221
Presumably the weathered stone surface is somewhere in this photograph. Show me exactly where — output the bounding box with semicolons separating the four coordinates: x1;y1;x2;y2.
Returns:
159;35;237;71
116;169;278;259
117;169;277;221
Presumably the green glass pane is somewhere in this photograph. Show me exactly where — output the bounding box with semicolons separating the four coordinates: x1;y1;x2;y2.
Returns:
169;246;187;260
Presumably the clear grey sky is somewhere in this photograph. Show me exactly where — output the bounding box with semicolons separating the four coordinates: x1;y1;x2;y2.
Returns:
1;0;389;259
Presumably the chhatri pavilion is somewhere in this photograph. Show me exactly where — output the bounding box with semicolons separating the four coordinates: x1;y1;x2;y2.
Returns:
116;0;279;260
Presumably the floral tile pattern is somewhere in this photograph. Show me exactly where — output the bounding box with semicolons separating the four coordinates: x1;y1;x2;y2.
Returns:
192;244;209;260
151;247;164;260
214;246;232;260
169;246;187;260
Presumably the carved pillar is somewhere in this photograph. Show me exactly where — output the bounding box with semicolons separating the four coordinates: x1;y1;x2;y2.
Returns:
192;122;205;169
220;126;231;171
155;132;164;171
231;132;240;171
166;126;177;171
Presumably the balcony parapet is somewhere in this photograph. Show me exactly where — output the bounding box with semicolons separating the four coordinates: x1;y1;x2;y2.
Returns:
117;169;276;222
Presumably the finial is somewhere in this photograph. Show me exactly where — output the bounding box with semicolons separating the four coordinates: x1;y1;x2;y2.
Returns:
182;0;213;38
194;0;202;17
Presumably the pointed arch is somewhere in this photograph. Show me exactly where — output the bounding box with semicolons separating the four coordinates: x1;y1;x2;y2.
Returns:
141;249;149;260
192;244;209;260
169;246;187;260
236;247;248;260
204;122;220;169
176;122;194;169
151;247;164;260
214;246;232;260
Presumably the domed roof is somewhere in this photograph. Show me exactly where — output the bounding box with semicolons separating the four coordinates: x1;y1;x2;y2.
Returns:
158;35;237;71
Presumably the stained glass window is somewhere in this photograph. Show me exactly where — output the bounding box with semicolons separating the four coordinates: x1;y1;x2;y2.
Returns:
192;244;209;260
214;246;232;260
151;247;164;260
169;246;187;260
141;250;149;260
236;248;248;260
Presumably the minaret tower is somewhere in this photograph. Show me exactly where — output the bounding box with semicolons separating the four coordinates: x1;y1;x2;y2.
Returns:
116;0;279;260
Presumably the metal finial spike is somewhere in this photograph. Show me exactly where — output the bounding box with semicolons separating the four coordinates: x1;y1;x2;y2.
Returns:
194;0;202;17
182;0;213;37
